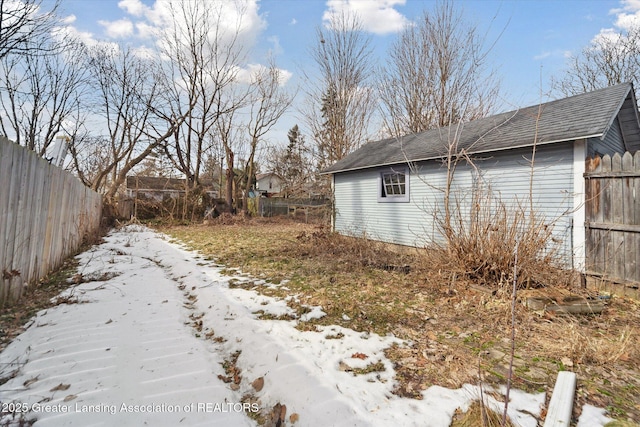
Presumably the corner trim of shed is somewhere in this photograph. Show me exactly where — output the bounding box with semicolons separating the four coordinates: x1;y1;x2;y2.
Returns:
572;139;587;273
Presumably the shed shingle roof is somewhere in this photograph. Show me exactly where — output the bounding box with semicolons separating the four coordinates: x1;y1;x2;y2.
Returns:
322;83;634;174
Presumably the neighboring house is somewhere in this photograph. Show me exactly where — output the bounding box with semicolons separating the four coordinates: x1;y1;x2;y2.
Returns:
125;176;219;200
321;83;640;272
256;172;283;196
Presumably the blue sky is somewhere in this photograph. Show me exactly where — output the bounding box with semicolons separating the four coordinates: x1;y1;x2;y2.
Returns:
54;0;637;147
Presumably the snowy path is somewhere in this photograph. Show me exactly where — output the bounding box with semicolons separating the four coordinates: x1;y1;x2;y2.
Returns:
0;226;611;426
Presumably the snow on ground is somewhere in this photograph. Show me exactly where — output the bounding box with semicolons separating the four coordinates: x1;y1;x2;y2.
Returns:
0;226;611;426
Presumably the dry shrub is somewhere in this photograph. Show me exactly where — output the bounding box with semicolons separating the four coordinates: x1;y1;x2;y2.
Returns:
451;401;514;427
206;212;252;226
433;185;573;290
295;226;413;272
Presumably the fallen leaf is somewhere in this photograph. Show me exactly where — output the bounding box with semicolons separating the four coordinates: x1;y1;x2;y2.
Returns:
351;352;368;360
105;319;113;324
561;357;574;368
280;404;287;420
252;376;264;392
338;361;352;372
217;374;232;383
50;383;70;392
63;395;77;402
23;376;39;387
290;413;300;424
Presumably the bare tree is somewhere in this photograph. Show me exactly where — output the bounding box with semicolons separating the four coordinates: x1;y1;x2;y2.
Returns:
303;11;376;170
70;44;184;204
378;0;501;137
0;37;88;155
267;124;315;197
160;1;249;193
242;60;293;214
155;0;256;219
0;0;59;60
553;24;640;96
213;100;246;213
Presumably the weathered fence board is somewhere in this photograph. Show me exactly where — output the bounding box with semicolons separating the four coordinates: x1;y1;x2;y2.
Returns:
585;151;640;287
0;136;103;306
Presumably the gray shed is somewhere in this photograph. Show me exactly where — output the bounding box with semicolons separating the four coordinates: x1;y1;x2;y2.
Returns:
321;83;640;271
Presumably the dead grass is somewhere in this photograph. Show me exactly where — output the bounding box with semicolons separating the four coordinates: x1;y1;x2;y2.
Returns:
451;401;515;427
161;217;640;424
0;257;81;354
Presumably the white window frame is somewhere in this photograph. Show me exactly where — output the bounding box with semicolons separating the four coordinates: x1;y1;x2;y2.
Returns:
377;166;410;203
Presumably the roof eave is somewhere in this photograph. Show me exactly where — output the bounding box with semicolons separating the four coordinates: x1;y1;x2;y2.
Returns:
599;83;633;142
320;134;603;175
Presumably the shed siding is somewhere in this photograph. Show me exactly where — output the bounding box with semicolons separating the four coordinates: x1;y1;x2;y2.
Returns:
334;143;575;265
588;116;625;157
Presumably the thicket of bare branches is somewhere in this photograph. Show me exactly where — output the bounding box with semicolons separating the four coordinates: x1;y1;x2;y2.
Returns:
160;1;249;205
69;44;180;204
553;24;640;96
242;60;294;213
266;125;315;197
303;11;377;170
378;0;501;138
0;37;87;156
428;181;568;288
0;0;59;60
0;0;298;217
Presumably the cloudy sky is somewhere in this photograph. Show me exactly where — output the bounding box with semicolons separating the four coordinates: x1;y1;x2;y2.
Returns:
55;0;639;146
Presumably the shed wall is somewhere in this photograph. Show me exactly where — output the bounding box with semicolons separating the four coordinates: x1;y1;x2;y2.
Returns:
333;143;575;265
588;117;626;157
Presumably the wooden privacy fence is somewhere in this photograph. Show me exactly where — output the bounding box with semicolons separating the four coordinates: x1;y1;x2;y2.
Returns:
585;151;640;287
0;136;103;306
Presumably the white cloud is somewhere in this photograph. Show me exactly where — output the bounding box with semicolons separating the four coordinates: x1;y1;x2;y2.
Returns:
581;1;640;51
54;25;120;51
290;18;298;25
323;0;409;35
131;45;157;60
61;14;76;25
235;63;293;87
135;21;158;39
99;18;135;38
117;0;149;17
534;51;551;60
607;0;640;31
268;35;283;56
614;11;640;30
533;49;572;61
135;1;266;52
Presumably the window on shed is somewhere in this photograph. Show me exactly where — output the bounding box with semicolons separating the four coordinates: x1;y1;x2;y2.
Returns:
378;167;409;203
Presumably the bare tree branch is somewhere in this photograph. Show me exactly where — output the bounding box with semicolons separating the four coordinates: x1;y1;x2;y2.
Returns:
377;0;501;137
0;0;59;60
242;59;294;213
553;24;640;96
303;10;376;171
